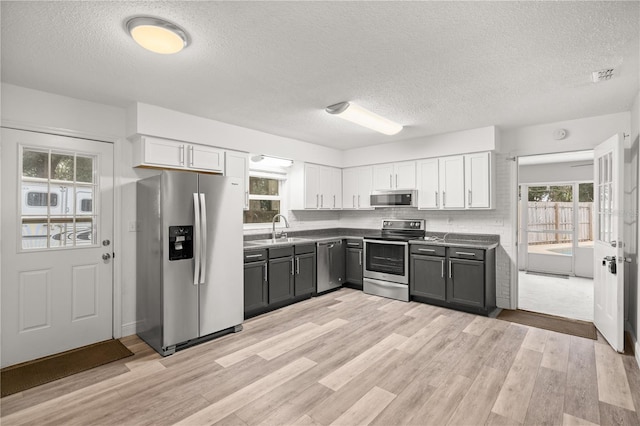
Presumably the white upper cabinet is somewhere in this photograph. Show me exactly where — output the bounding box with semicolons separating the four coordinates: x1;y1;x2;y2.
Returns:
133;136;224;173
417;158;440;209
465;151;492;209
372;161;416;190
342;166;373;209
224;150;250;210
290;163;342;210
417;152;493;210
439;155;465;209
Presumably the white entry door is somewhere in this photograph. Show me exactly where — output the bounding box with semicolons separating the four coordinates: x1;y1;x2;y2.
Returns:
593;133;625;352
1;128;114;367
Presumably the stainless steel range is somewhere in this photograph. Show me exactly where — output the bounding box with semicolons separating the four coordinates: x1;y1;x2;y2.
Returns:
363;219;425;302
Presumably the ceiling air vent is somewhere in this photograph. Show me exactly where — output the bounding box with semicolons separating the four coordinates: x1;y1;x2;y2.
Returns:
591;68;615;83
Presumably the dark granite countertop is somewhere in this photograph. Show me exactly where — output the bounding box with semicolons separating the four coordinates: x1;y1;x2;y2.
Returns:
244;228;499;250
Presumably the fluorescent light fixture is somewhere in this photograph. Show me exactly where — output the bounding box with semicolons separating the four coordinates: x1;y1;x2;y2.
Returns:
518;150;593;165
250;155;293;168
126;17;190;54
325;101;403;135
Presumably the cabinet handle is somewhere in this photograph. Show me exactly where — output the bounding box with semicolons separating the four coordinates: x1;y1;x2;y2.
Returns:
395;174;398;188
443;191;446;207
333;195;336;208
353;195;356;208
418;248;436;252
441;260;444;278
290;258;294;275
468;189;472;206
316;194;319;208
347;242;359;246
179;145;185;165
263;263;268;282
435;191;439;207
449;261;452;278
358;195;361;208
456;251;476;256
359;251;362;266
246;254;262;258
189;145;194;167
389;174;392;189
321;194;324;208
296;257;300;274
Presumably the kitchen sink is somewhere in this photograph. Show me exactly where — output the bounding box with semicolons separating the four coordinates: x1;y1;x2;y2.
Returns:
245;237;314;246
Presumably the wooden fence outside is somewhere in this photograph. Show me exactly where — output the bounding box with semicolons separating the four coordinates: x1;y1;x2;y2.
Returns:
527;202;593;244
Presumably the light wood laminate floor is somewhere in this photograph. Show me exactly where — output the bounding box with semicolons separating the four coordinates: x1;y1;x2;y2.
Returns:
2;288;639;425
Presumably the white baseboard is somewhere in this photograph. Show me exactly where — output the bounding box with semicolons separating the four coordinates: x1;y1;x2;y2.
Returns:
121;320;140;338
626;324;640;369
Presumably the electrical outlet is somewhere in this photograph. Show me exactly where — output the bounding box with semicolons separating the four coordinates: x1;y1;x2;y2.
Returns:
447;217;453;224
128;221;139;232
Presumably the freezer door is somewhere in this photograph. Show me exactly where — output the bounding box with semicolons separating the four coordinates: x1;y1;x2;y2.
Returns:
161;171;200;348
198;174;244;336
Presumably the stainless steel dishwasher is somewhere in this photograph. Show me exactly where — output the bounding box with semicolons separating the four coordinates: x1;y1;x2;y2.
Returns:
316;240;345;293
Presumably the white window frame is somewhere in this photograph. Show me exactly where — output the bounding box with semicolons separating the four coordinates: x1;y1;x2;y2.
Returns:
243;170;288;230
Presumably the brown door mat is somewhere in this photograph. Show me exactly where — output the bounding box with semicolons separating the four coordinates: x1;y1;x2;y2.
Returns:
1;339;133;398
497;309;596;340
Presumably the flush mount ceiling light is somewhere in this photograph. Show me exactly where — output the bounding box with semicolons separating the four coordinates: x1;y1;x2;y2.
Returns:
250;155;293;168
325;102;403;136
126;16;190;54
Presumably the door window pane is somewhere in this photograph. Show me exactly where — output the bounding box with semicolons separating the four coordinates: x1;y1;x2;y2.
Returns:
20;146;97;250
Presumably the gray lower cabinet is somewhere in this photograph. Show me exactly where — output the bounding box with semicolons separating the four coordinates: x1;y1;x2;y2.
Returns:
244;244;316;318
268;253;294;304
345;239;363;289
294;244;316;296
244;250;268;316
410;254;446;301
410;244;496;315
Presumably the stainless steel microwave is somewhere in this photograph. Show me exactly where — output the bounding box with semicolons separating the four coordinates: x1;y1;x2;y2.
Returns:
370;190;417;208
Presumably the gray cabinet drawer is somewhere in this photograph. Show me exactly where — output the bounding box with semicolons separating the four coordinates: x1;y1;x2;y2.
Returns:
244;249;267;263
411;245;446;257
447;247;485;260
269;246;294;259
345;239;363;249
295;243;316;255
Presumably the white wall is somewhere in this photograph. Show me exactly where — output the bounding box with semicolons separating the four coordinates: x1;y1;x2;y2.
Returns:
628;91;640;360
519;161;593;184
342;126;497;167
129;103;343;168
502;112;630;156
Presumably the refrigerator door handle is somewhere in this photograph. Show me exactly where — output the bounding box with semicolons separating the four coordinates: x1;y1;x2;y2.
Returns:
199;193;207;284
193;193;201;285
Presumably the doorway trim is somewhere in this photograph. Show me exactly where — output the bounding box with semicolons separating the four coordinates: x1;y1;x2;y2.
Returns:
1;119;123;339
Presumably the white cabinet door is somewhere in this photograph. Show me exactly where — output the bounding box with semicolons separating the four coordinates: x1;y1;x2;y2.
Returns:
143;137;185;168
357;166;373;209
440;155;465;209
190;144;224;172
329;167;342;209
417;158;440;209
225;151;250;210
465;152;491;208
394;161;416;190
342;168;359;209
372;164;394;190
304;164;321;209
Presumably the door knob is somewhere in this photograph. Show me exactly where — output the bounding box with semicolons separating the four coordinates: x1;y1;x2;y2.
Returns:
102;253;112;261
102;239;111;246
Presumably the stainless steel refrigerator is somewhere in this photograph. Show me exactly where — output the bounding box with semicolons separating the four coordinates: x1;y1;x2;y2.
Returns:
136;171;243;356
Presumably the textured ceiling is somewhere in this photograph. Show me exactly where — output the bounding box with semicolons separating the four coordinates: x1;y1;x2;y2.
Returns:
1;1;638;150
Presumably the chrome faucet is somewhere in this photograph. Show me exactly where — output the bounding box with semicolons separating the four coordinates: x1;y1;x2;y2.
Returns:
272;214;290;240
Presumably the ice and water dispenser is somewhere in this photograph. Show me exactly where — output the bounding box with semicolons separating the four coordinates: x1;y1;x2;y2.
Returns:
168;226;193;261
